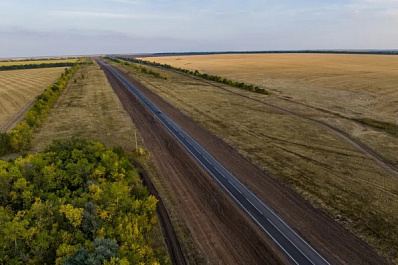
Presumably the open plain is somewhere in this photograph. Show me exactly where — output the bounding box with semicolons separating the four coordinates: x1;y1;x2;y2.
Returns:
112;56;398;263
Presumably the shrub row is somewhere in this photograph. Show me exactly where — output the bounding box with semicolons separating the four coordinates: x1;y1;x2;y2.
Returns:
105;57;168;80
0;62;76;71
0;64;81;156
117;57;269;95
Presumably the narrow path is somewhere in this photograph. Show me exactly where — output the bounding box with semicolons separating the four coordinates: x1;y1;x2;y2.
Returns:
0;99;35;132
148;65;398;176
133;161;187;265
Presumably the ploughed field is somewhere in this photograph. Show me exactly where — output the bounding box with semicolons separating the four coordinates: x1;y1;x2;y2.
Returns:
113;57;398;264
0;67;67;132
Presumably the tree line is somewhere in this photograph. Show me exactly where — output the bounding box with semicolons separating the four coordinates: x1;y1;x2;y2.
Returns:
0;60;88;156
0;62;77;71
105;57;168;80
0;138;167;264
116;57;269;95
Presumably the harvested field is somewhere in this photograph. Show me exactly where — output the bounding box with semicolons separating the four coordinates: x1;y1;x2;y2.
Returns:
146;54;398;123
0;59;78;66
0;67;67;132
112;60;397;264
31;63;142;152
142;54;398;164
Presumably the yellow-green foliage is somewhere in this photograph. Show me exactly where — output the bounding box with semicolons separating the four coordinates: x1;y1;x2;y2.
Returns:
0;139;166;264
0;64;80;155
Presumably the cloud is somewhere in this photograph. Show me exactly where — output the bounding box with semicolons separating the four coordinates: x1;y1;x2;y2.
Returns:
108;0;138;3
53;10;185;20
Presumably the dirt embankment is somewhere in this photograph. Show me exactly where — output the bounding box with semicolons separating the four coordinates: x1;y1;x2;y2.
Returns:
103;62;390;265
101;63;288;265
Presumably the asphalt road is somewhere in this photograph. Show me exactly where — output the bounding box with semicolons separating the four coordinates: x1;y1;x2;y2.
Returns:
99;60;330;265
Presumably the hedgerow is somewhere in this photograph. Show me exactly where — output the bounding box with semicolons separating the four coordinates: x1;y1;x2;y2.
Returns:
0;138;165;264
105;57;168;80
0;60;87;156
0;62;76;71
116;57;269;95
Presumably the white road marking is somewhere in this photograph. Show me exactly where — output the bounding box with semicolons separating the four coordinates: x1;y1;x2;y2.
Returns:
245;197;263;215
228;180;242;194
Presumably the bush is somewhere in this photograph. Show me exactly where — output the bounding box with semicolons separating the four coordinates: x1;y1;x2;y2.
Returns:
0;139;163;264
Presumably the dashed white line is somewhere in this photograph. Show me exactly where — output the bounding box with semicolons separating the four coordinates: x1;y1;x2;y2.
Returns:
228;180;242;194
203;156;212;165
246;197;264;215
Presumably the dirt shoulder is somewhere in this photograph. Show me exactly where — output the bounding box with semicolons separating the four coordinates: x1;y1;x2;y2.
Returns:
101;62;288;265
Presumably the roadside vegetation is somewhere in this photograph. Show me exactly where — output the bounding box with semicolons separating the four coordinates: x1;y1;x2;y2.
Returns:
0;138;167;265
0;61;84;156
30;61;203;264
0;67;70;131
112;59;398;263
0;62;77;71
106;57;168;80
116;57;269;95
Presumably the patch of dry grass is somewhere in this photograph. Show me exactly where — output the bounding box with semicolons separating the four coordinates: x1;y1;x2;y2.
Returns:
0;67;67;129
31;63;142;152
147;54;398;123
118;61;398;263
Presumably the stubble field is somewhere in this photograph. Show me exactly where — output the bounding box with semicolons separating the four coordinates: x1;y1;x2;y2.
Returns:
0;67;67;132
114;57;398;263
0;59;78;66
146;53;398;124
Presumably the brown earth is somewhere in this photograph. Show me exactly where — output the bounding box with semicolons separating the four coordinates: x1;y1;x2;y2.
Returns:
101;61;389;265
100;62;288;265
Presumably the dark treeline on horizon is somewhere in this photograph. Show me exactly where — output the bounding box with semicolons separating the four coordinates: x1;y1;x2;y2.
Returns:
0;62;76;71
142;50;398;57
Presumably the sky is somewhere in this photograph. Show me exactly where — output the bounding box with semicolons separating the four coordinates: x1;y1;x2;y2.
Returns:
0;0;397;58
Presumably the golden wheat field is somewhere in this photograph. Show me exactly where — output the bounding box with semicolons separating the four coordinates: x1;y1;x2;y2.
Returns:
0;68;66;131
147;54;398;124
0;59;78;66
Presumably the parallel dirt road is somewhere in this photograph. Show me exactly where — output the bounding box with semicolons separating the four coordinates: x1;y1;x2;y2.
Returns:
101;63;287;265
100;61;389;265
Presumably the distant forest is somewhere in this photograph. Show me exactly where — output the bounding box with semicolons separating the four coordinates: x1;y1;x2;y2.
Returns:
147;50;398;57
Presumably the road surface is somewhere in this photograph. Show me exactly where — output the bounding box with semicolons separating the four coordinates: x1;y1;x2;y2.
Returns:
98;60;330;265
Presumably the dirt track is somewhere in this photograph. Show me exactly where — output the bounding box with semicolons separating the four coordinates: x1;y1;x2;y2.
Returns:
101;63;288;265
101;62;390;265
133;161;186;265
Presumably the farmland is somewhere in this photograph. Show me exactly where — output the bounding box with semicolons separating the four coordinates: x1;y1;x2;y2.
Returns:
31;62;142;152
0;67;68;132
112;57;398;263
146;53;398;123
0;59;78;66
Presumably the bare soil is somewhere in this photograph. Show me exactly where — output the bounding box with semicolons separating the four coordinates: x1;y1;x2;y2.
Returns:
104;62;390;265
101;63;288;265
